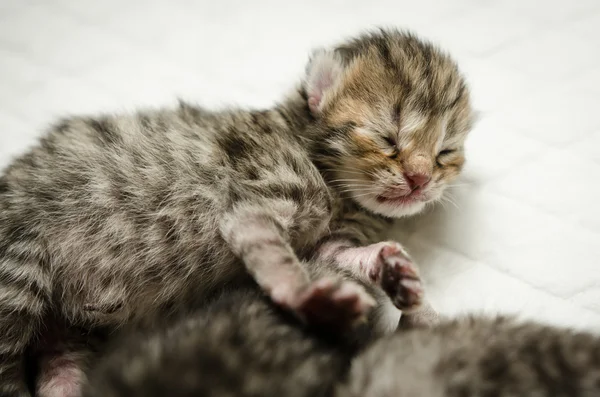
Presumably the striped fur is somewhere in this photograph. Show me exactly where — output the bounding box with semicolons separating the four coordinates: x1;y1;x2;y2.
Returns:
0;29;473;396
341;316;600;397
84;287;600;397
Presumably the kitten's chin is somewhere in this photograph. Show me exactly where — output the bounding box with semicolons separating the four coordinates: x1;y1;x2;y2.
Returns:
352;194;427;218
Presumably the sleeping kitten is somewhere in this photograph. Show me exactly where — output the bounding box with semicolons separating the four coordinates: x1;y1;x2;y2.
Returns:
341;316;600;397
84;284;600;397
0;28;473;396
83;282;368;397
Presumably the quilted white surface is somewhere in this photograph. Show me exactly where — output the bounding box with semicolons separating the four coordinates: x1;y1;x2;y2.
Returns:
1;0;599;330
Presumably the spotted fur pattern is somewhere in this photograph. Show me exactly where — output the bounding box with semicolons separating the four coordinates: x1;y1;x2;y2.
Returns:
0;29;473;396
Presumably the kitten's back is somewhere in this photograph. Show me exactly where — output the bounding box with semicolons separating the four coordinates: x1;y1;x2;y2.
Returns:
86;295;600;397
83;286;364;397
342;316;600;397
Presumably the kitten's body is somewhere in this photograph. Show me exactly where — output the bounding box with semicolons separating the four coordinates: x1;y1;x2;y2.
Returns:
85;286;600;397
1;102;331;326
83;284;367;397
0;29;473;396
342;316;600;397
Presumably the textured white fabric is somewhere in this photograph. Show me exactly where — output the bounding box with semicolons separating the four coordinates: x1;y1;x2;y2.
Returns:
1;0;599;330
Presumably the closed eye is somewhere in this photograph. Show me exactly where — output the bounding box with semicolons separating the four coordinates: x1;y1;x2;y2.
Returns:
382;136;399;158
383;136;397;147
436;148;457;167
438;149;455;156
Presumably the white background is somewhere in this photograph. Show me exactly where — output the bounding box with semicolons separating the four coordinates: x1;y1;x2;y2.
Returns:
1;0;599;330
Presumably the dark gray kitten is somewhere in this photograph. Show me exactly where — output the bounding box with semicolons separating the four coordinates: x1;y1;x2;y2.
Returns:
84;286;600;397
83;282;369;397
0;29;472;396
341;316;600;397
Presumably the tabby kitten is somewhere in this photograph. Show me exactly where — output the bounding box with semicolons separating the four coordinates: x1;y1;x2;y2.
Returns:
84;284;600;397
341;316;600;397
0;28;472;396
83;285;357;397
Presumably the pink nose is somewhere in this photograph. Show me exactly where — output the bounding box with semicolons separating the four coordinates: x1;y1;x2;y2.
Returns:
404;172;431;190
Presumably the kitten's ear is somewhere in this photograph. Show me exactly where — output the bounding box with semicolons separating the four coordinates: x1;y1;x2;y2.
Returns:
305;49;344;115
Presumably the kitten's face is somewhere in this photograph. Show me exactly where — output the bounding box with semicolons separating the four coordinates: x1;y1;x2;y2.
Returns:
307;31;473;217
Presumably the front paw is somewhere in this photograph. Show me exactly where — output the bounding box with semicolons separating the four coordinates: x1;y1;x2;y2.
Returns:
369;242;423;311
273;278;376;330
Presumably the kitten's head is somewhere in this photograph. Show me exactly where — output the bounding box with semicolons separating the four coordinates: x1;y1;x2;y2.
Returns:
304;29;474;217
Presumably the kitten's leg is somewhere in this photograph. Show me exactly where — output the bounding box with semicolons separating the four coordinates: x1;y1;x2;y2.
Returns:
318;241;422;310
317;240;438;326
220;203;375;327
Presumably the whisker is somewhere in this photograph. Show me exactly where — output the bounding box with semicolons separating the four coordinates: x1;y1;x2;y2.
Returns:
438;199;448;210
335;188;381;193
330;181;374;187
348;192;380;199
339;189;380;194
329;181;380;188
329;179;370;183
332;170;366;175
322;166;379;179
439;195;459;209
331;186;367;190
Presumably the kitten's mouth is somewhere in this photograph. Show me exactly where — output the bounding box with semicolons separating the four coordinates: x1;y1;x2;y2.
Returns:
376;191;425;205
353;188;430;218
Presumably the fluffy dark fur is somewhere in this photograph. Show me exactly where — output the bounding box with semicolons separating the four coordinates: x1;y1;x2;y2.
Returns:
341;317;600;397
83;285;363;397
0;29;473;396
85;287;600;397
